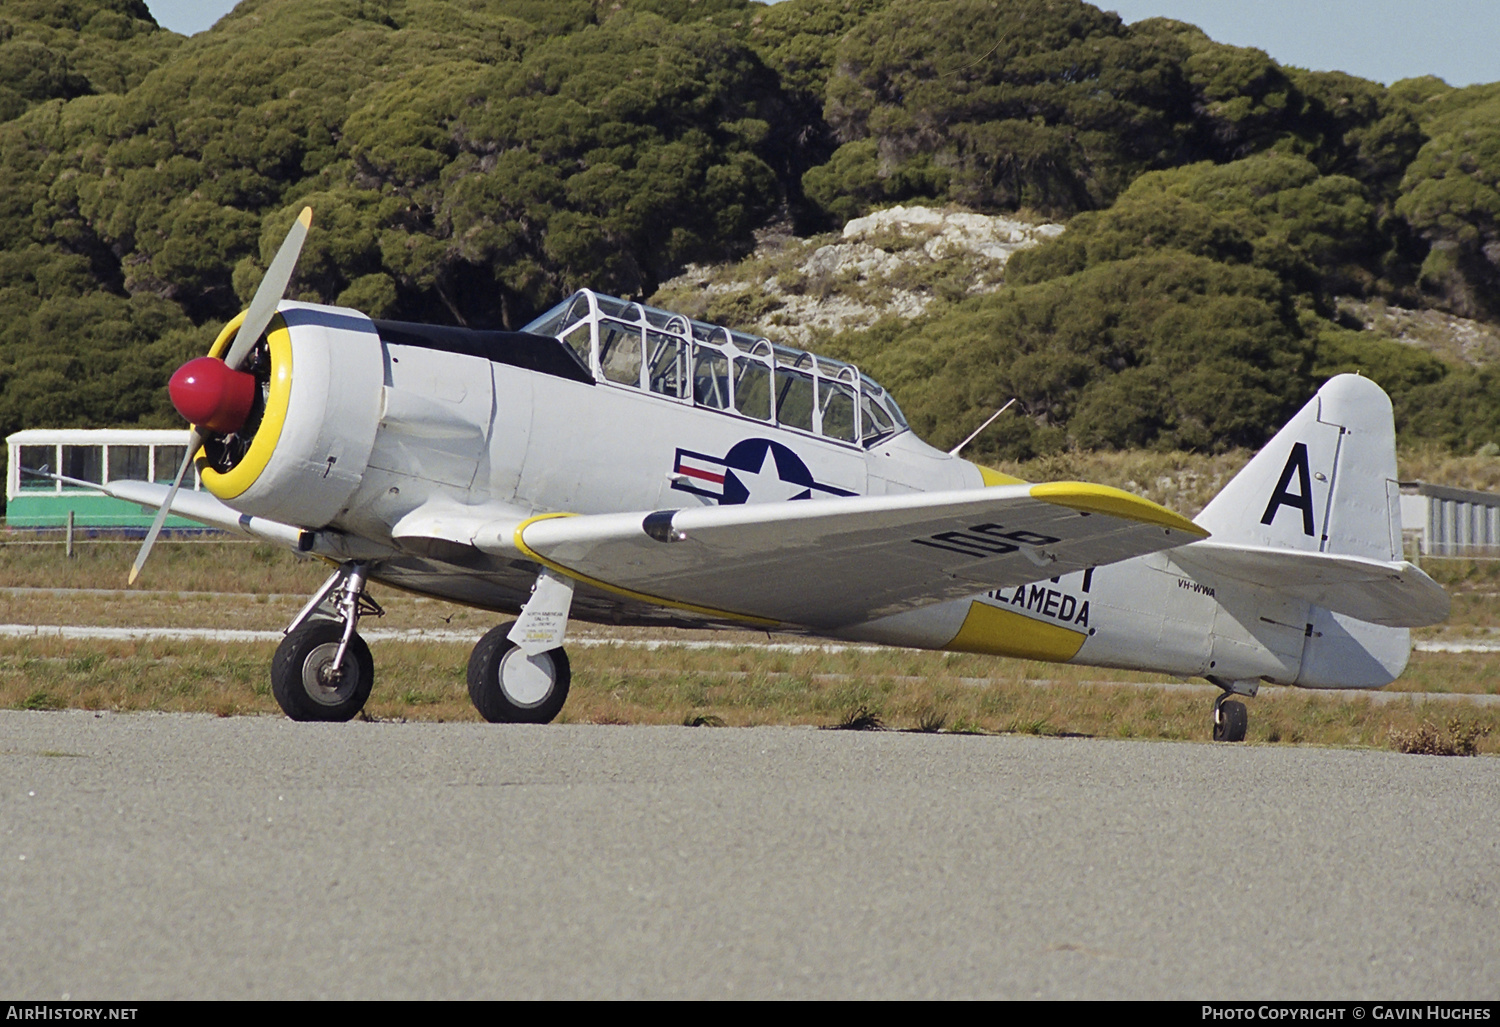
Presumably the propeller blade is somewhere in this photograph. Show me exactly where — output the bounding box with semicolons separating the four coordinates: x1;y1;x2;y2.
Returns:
127;428;201;586
132;208;310;584
223;206;312;370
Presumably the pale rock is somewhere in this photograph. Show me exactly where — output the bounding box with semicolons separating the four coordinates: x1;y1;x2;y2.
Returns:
657;206;1066;348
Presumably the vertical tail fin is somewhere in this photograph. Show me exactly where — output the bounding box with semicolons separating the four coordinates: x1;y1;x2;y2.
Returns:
1192;375;1426;689
1197;374;1401;561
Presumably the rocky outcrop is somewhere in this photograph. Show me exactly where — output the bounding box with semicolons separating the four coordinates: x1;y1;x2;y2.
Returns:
1339;297;1500;367
841;206;1064;262
651;205;1064;346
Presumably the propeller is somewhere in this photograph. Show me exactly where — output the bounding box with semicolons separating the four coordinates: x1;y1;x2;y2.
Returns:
128;206;313;585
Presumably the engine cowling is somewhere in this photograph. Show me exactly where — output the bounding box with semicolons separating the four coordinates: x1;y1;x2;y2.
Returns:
193;301;384;528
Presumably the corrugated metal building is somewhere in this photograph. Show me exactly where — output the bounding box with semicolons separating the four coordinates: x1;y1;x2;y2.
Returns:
1400;481;1500;557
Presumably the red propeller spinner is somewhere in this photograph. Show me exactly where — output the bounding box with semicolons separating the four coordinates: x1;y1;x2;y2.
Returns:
168;356;257;434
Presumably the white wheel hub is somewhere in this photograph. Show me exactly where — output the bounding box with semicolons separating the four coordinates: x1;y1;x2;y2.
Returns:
498;648;557;707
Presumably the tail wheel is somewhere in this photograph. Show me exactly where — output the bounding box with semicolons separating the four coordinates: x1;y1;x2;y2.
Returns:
467;624;570;724
1213;699;1248;743
271;621;374;722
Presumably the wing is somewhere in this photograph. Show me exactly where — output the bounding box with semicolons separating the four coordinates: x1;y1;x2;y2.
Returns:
1172;541;1450;627
502;483;1207;628
87;478;311;551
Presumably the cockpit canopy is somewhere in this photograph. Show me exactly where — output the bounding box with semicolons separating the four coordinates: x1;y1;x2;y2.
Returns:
521;290;909;447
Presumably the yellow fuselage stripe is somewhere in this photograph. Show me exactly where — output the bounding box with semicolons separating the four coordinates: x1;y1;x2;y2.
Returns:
944;600;1087;661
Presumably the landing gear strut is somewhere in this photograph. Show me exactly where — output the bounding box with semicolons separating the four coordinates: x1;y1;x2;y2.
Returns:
271;562;576;724
1208;676;1256;743
271;562;384;721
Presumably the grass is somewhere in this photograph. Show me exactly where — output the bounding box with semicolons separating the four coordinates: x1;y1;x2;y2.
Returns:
823;704;885;731
0;534;329;593
1389;716;1492;756
1;534;1498;753
1;631;1496;752
19;688;64;711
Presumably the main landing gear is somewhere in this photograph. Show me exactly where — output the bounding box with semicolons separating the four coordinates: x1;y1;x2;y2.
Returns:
271;562;574;724
272;620;374;722
272;562;383;722
467;625;571;723
466;566;576;724
1207;676;1257;743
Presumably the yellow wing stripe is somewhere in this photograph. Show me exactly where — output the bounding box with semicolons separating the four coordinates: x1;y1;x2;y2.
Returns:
512;513;782;628
945;601;1087;661
1029;481;1207;537
200;312;293;501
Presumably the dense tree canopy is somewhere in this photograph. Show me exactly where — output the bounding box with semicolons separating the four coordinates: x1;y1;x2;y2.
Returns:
0;0;1497;494
829;149;1494;457
0;0;788;455
0;0;178;121
805;0;1202;219
1395;89;1500;319
826;247;1310;456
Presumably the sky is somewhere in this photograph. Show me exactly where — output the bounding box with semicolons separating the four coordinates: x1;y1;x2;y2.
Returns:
143;0;1498;87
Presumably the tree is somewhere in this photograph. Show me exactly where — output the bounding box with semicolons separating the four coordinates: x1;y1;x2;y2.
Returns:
1395;93;1500;318
0;0;179;121
808;0;1199;219
826;250;1309;457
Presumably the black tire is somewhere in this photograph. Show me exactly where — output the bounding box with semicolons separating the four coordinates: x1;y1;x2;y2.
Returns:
1213;699;1248;743
271;621;374;722
467;624;570;724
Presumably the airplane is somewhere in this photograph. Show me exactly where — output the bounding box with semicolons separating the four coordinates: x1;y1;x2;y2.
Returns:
82;208;1447;741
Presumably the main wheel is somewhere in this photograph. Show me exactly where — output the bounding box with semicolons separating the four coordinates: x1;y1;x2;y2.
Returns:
1213;699;1248;743
467;624;570;724
271;621;374;722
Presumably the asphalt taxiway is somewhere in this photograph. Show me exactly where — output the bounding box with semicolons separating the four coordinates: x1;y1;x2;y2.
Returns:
1;711;1495;999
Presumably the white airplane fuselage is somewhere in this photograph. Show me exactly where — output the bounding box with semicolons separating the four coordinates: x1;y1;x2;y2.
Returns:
115;209;1443;732
204;298;1414;697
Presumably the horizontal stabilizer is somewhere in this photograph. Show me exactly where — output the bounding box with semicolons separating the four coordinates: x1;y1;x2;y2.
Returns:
1173;541;1450;627
506;483;1207;628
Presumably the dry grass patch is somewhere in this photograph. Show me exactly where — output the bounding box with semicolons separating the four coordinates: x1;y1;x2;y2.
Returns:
0;637;269;715
1395;651;1500;694
4;533;1500;753
986;450;1254;518
1390;716;1492;755
0;535;330;594
1398;446;1500;494
823;705;885;731
2;635;1498;752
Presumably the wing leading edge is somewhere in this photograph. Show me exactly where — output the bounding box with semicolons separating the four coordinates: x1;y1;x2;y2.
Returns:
505;483;1207;628
48;477;311;551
